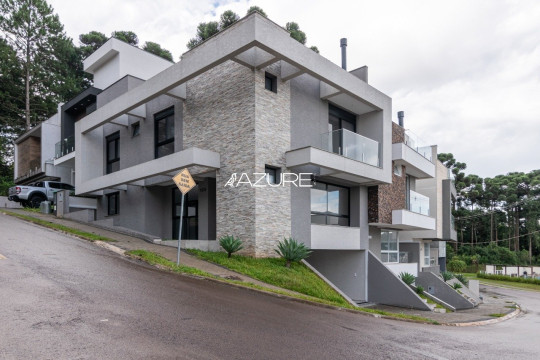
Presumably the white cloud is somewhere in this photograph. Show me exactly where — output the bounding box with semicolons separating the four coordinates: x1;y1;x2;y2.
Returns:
48;0;540;177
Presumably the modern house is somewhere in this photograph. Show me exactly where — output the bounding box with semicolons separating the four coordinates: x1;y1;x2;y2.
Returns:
13;12;457;309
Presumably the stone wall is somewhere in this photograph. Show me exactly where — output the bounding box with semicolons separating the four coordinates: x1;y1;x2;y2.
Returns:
183;61;258;255
17;136;41;178
254;63;292;257
392;121;405;144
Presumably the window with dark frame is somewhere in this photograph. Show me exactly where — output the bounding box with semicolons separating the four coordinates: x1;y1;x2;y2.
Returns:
106;132;120;174
154;107;175;159
265;165;279;184
310;181;350;226
132;122;140;137
107;192;119;216
265;72;277;93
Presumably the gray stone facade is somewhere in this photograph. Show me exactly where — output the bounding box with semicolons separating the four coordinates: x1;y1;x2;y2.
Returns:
184;60;291;257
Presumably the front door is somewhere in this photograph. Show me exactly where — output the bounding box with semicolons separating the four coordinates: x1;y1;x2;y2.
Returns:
172;188;198;240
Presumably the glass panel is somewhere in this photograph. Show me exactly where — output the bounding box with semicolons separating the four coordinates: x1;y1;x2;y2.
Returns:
404;130;432;161
157;142;174;158
266;167;276;184
327;185;349;216
109;161;120;173
409;190;430;216
311;214;326;225
49;182;62;189
381;253;389;263
157;119;167;143
341;119;355;132
310;188;327;213
187;206;196;217
166;116;174;139
389;253;398;263
107;140;116;161
320;129;379;167
381;241;389;251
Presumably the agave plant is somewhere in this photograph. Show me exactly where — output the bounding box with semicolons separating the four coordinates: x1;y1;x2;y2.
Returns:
219;235;243;258
399;272;416;286
441;271;454;282
275;237;312;268
452;282;462;290
455;273;469;287
416;285;424;295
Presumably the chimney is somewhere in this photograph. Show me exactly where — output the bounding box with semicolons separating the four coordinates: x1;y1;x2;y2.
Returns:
397;111;404;127
340;38;347;70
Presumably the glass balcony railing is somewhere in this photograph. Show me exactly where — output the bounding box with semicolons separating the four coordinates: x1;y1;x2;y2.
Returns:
404;130;432;161
409;190;430;216
320;129;380;167
55;135;75;159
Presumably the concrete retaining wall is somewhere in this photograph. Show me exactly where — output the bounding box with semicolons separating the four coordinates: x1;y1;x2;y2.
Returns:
416;271;474;310
0;196;22;209
367;251;431;310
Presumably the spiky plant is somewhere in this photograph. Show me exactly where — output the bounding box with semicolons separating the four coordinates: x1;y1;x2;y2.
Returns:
441;271;454;282
219;235;243;258
275;237;312;268
416;285;424;295
399;272;416;286
455;273;469;287
452;282;462;290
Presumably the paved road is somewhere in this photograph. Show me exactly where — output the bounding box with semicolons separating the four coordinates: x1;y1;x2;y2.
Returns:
0;214;538;359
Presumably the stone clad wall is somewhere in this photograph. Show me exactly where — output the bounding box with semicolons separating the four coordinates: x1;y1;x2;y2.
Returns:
254;63;292;257
183;61;258;255
17;136;41;178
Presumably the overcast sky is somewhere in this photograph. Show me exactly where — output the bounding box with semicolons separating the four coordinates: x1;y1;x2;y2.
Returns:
48;0;540;178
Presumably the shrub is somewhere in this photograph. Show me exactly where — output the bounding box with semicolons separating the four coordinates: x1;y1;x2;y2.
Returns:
455;273;469;286
452;282;462;290
447;259;467;273
477;272;540;285
399;272;415;286
275;237;312;268
416;285;424;295
219;235;243;258
441;271;454;282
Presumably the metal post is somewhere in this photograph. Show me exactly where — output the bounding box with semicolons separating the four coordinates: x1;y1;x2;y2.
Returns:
176;193;185;265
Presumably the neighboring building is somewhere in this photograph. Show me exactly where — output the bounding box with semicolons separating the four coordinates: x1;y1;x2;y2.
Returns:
13;12;456;309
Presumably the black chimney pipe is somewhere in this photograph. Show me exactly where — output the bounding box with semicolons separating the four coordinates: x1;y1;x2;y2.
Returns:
340;38;347;70
397;111;404;127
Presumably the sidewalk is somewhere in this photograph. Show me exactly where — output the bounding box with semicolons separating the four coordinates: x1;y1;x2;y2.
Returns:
1;207;522;325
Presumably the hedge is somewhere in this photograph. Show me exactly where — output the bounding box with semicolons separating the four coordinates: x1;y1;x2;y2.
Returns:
477;272;540;285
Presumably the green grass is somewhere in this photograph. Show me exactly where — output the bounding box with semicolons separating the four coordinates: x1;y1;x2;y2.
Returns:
187;249;349;306
126;250;214;277
488;313;505;318
132;250;439;324
418;293;446;310
464;273;540;292
1;210;116;242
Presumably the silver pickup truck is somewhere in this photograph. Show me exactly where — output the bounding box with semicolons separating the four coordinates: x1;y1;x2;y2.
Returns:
8;181;75;208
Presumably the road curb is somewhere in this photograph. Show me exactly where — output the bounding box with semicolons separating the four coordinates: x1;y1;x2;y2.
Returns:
443;305;521;327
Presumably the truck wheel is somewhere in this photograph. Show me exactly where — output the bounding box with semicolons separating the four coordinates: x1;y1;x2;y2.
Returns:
29;194;46;209
21;200;30;208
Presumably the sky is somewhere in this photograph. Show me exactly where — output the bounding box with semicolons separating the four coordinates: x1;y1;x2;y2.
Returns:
48;0;540;179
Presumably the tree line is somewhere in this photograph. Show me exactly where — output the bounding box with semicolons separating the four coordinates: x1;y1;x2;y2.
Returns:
439;153;540;267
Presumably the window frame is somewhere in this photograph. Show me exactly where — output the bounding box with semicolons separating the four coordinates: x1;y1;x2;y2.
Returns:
107;192;119;216
310;181;350;226
131;121;140;137
264;165;280;185
106;131;120;174
264;72;277;93
154;107;175;159
381;230;399;264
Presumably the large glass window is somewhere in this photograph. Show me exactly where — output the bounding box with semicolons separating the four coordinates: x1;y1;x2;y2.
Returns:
424;243;431;267
154;107;175;159
106;132;120;174
107;192;119;216
381;230;398;263
310;182;349;226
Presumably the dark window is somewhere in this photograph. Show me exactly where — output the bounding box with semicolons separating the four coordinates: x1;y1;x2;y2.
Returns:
132;122;140;137
107;192;119;216
265;72;277;93
48;182;62;189
265;165;279;184
154;107;175;158
34;182;44;188
61;183;75;191
172;188;198;240
310;181;350;226
106;132;120;174
329;104;356;132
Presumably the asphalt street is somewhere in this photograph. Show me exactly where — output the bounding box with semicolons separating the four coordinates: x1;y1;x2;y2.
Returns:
0;214;538;359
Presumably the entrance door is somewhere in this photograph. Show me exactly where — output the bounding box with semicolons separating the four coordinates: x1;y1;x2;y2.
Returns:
172;188;198;240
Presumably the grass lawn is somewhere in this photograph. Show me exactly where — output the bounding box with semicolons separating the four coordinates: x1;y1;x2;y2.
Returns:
464;273;540;292
1;210;116;242
187;249;349;306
